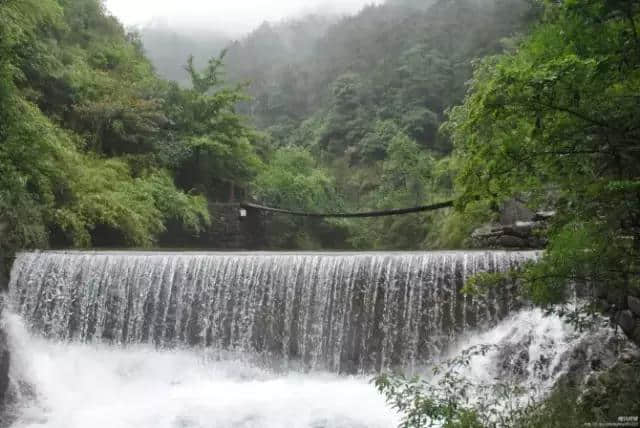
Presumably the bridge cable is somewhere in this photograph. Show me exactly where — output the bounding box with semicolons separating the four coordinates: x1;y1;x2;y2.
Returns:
239;200;455;218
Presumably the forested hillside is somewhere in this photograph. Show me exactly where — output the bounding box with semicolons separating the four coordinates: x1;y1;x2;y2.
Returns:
141;0;538;249
0;0;539;256
235;0;537;249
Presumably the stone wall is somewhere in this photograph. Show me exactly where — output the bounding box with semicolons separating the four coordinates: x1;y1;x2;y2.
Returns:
197;204;269;250
160;203;271;250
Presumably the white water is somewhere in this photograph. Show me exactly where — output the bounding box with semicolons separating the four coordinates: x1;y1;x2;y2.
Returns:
4;306;622;428
2;313;399;428
443;307;618;408
9;251;540;373
3;251;624;428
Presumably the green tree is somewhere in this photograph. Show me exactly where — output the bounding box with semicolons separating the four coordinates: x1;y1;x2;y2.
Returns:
251;147;342;248
446;0;640;304
0;0;212;253
347;132;445;249
163;54;262;199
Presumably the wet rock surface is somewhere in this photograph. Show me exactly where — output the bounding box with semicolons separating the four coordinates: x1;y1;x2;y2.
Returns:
0;297;9;416
0;238;11;420
617;310;635;335
628;296;640;317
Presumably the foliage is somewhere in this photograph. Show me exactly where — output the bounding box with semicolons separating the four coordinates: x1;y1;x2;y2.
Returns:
446;0;640;303
0;0;270;254
345;132;445;249
252;147;337;211
141;0;536;249
377;343;640;428
162;54;263;197
374;344;524;428
251;147;344;248
510;359;640;428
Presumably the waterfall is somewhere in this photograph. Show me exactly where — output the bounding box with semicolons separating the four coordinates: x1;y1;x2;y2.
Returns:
2;250;630;428
8;251;539;373
1;312;399;428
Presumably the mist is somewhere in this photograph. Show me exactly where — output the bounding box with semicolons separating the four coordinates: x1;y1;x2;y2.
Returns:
104;0;384;35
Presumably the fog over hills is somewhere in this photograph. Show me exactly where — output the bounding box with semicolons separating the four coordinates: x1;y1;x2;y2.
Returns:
104;0;384;36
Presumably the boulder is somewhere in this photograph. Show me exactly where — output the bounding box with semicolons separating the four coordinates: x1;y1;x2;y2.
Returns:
0;237;10;414
628;296;640;318
632;325;640;348
499;199;534;225
616;310;635;335
0;300;8;413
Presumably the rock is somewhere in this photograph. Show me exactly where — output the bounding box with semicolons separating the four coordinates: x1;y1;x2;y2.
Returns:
0;299;9;413
0;246;11;416
499;222;544;239
527;236;547;248
616;310;635;335
472;215;548;249
471;225;494;238
498;235;528;248
500;199;534;225
621;343;640;362
515;221;536;229
631;325;640;347
0;327;8;412
628;296;640;318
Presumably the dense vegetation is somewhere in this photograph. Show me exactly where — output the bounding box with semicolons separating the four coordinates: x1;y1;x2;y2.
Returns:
0;0;262;255
142;0;537;249
448;0;640;307
375;0;640;426
0;0;539;254
229;0;540;249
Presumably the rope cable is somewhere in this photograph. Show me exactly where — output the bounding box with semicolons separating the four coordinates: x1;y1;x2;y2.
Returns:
239;200;455;218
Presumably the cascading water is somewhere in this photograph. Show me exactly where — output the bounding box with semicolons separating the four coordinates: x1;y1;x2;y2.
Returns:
8;251;537;373
0;250;626;428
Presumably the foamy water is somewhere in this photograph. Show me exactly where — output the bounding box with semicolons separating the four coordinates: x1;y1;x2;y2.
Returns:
2;306;623;428
3;313;399;428
4;251;624;428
